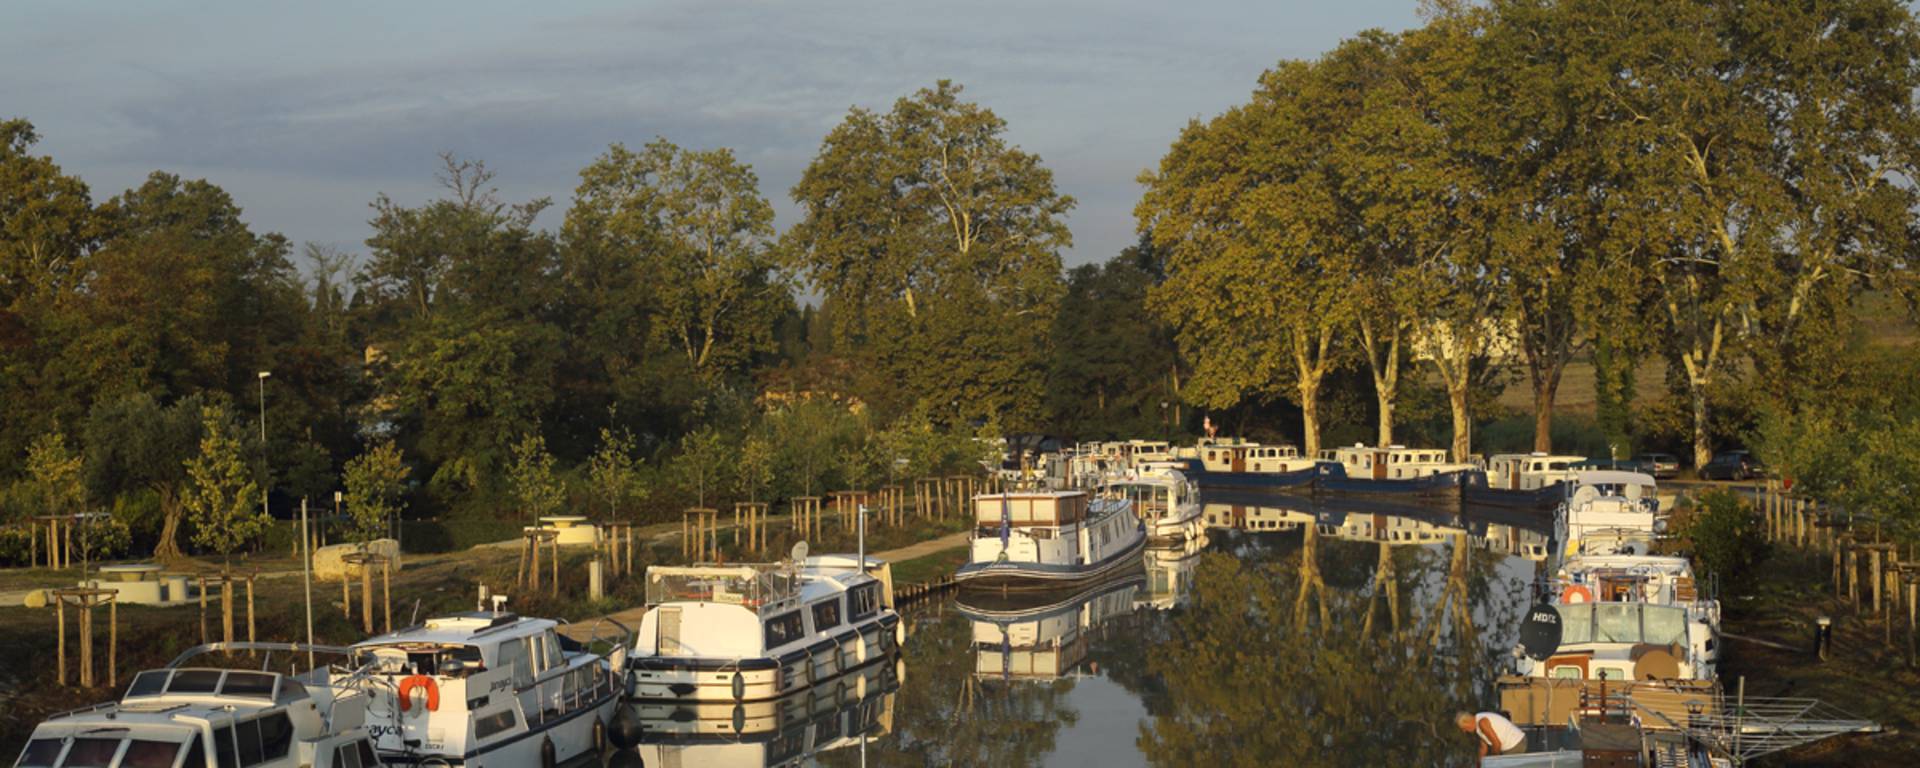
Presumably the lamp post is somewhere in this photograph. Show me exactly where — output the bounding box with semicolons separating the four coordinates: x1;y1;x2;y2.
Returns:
257;372;271;523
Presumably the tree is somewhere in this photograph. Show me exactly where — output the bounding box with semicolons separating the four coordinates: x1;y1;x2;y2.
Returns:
506;432;564;522
0;119;95;313
1139;60;1354;455
674;426;732;509
587;423;645;520
83;394;211;561
182;407;267;568
566;139;785;379
787;81;1072;428
736;431;775;504
25;431;85;521
342;441;409;545
1045;241;1181;439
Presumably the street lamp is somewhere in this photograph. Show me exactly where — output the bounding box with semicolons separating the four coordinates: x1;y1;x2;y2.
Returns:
257;372;271;523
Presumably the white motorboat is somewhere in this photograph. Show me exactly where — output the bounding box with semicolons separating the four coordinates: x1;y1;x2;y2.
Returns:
347;601;625;768
1099;463;1204;541
954;488;1146;590
13;643;382;768
1552;471;1663;566
628;555;903;704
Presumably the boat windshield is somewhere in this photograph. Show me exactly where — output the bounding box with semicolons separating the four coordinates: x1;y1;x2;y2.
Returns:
646;565;797;610
1557;603;1687;646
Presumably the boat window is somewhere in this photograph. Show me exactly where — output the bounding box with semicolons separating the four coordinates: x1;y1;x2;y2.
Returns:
169;669;224;694
15;739;61;768
59;737;120;768
221;672;277;699
811;599;842;631
212;724;237;768
235;715;264;765
120;740;185;768
256;712;294;761
125;670;170;698
1594;604;1639;643
334;742;365;768
275;678;309;704
1643;607;1686;646
542;631;564;671
356;739;377;768
764;611;805;648
848;583;881;621
182;736;205;768
475;708;518;739
498;638;532;688
1549;462;1570;471
1559;605;1593;644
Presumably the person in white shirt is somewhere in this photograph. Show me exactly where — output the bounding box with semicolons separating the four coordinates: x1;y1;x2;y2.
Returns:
1456;710;1526;760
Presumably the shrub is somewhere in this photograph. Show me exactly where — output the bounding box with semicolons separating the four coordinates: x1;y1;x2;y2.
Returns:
1677;490;1767;588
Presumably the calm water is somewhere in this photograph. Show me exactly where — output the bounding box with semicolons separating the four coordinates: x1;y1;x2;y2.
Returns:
618;491;1550;768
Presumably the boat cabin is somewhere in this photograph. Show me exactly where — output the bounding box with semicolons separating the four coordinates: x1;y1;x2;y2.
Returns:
1556;472;1662;562
14;667;379;768
1523;602;1715;682
1192;441;1310;474
1484;453;1586;491
1318;444;1474;480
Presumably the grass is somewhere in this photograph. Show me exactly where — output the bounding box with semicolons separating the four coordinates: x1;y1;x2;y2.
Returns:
892;547;969;585
1719;545;1920;766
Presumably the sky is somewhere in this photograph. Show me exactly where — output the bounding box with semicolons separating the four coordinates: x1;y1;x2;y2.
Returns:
0;0;1423;268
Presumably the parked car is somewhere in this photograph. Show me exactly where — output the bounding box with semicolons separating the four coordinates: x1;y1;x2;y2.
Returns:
1634;453;1682;479
1699;450;1763;481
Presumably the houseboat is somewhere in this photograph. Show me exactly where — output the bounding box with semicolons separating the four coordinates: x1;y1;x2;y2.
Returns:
628;555;903;704
347;602;624;768
1177;439;1318;489
1099;463;1204;541
1314;444;1477;496
623;654;898;766
954;488;1146;590
13;644;383;768
1552;471;1663;566
1465;452;1586;509
959;575;1143;682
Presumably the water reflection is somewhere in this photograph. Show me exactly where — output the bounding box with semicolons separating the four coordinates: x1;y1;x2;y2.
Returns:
825;494;1545;766
620;658;899;768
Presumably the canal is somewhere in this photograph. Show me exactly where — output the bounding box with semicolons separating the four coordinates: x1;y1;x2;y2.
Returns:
611;492;1550;767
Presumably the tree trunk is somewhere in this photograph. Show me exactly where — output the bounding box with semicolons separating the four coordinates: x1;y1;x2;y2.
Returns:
1530;366;1562;453
1299;380;1321;457
1689;381;1712;471
154;489;183;562
1376;391;1395;448
1359;317;1400;449
1447;380;1472;463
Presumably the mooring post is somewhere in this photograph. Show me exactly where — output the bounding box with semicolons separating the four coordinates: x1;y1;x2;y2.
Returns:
55;596;65;686
246;576;256;644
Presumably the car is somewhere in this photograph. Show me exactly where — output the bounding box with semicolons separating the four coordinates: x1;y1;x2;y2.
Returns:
1634;453;1682;479
1699;450;1763;481
1571;458;1654;474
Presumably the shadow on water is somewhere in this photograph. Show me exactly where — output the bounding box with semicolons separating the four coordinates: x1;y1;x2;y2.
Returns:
599;493;1551;767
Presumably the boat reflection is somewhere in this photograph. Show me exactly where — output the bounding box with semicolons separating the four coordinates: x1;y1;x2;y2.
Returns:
1140;531;1208;610
958;576;1144;682
1202;491;1551;562
619;656;900;768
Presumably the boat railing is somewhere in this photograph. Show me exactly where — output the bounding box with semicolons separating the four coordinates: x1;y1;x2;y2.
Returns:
46;700;120;721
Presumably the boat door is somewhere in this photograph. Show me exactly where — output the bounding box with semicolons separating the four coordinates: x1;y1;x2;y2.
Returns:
1372;450;1389;480
1230;447;1245;473
657;607;683;655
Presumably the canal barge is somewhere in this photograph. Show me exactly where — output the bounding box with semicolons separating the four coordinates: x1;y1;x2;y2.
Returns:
14;644;383;768
1175;439;1318;490
1311;444;1476;497
954;488;1146;590
347;605;624;768
628;556;903;704
1464;452;1585;509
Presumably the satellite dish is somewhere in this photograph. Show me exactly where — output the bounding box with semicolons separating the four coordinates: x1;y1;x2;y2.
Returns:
1519;603;1563;661
790;541;810;563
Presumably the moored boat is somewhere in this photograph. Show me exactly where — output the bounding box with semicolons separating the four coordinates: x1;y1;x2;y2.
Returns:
13;643;383;768
1465;453;1585;509
1100;463;1204;540
347;602;624;768
628;555;903;704
954;488;1146;590
623;653;899;763
1177;438;1318;490
1312;444;1476;497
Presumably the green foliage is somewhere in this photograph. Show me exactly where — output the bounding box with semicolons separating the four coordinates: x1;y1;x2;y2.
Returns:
182;407;267;564
735;431;774;503
672;426;731;508
342;440;408;544
1678;491;1768;588
586;423;645;519
506;432;564;521
1046;242;1182;440
787;80;1070;429
23;431;85;520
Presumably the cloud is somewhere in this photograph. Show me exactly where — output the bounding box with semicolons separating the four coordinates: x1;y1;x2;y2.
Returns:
1;0;1421;264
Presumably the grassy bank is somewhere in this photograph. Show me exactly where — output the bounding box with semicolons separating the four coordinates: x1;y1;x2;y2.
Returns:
1721;546;1919;766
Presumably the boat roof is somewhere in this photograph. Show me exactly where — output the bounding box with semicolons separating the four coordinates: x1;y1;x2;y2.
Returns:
38;668;307;734
1563;554;1693;573
1571;470;1657;487
351;611;555;648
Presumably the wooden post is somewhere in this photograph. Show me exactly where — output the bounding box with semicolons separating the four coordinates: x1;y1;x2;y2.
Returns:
341;571;351;620
55;596;66;686
550;534;559;597
199;576;210;643
1848;546;1859;607
360;559;373;633
246;576;255;644
108;598;117;688
78;597;91;687
382;561;392;633
222;578;234;645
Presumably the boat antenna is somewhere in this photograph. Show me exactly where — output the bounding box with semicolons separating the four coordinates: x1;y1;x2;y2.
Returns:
857;504;867;573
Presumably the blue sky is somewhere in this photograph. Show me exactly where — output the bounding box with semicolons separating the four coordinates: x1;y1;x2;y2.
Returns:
1;1;1421;267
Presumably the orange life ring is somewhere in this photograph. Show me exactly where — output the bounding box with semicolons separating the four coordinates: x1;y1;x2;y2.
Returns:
398;674;439;713
1562;585;1594;605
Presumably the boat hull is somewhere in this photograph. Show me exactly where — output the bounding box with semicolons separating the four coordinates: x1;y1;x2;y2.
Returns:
1462;478;1567;510
1313;462;1471;497
1182;465;1318;490
628;613;902;703
954;533;1146;591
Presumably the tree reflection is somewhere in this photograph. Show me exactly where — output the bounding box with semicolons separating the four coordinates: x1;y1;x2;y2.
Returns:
1136;552;1481;767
